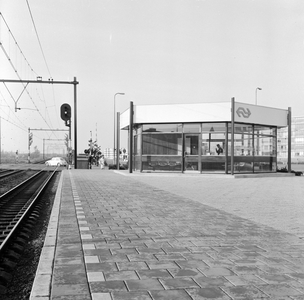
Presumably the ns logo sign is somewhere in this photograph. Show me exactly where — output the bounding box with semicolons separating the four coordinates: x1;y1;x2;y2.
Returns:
236;107;251;118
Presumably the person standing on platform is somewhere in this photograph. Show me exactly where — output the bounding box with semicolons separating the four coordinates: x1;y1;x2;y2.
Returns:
99;155;105;169
216;144;223;155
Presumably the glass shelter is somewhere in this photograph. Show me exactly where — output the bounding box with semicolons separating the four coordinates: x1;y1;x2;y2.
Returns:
120;100;290;174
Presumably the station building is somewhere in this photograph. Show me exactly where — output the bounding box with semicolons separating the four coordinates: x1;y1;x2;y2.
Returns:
120;99;291;174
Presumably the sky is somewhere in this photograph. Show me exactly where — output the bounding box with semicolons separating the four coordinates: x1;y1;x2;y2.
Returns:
0;0;304;155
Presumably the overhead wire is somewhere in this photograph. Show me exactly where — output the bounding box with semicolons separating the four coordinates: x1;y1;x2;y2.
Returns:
0;12;38;77
25;0;52;79
0;11;62;148
24;1;61;136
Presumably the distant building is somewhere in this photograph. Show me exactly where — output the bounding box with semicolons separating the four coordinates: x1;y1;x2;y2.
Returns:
103;148;128;161
278;116;304;162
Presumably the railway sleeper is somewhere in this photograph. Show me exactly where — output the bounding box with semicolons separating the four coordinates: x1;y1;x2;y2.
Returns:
10;243;24;254
14;237;27;246
20;228;32;236
0;270;12;284
18;232;30;240
4;250;21;261
0;284;7;295
0;259;17;271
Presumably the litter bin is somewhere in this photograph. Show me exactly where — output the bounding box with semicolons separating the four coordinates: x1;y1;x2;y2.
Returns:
77;155;89;169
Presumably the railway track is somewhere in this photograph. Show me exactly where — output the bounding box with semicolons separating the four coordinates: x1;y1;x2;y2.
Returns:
0;167;58;294
0;169;23;179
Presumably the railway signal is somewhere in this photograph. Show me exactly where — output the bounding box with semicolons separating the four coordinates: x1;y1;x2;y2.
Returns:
60;103;71;127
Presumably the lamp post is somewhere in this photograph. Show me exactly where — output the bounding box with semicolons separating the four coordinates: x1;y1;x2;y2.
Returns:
113;92;125;163
255;87;262;105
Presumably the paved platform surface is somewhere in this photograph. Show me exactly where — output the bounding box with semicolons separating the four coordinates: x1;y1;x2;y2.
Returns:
30;169;304;300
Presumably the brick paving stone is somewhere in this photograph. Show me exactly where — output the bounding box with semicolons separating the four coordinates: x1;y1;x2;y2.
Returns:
203;259;235;269
94;242;121;249
288;273;304;282
224;274;267;286
52;295;92;300
256;283;304;297
164;247;193;254
52;272;88;284
53;264;86;274
97;254;129;263
125;278;164;291
160;277;200;289
200;267;236;277
90;281;127;293
229;265;266;275
104;270;139;281
137;269;173;279
176;260;209;269
85;255;99;263
112;291;152;300
221;285;270;299
136;247;165;254
86;262;118;272
150;289;193;300
168;268;203;278
117;261;149;271
257;264;296;274
87;272;105;282
257;273;300;285
229;258;266;266
54;257;84;265
111;248;138;255
155;253;186;261
147;261;180;270
91;293;112;300
51;284;91;298
186;287;232;300
128;253;158;261
83;249;112;256
194;276;234;288
145;241;174;248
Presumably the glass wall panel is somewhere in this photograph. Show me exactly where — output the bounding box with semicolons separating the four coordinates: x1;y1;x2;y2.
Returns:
234;133;253;156
201;156;226;171
142;124;182;133
253;157;276;172
202;123;226;133
234;156;253;173
134;155;141;171
201;123;226;156
254;125;276;136
142;156;182;171
143;134;182;155
254;135;276;156
183;123;200;133
234;124;253;134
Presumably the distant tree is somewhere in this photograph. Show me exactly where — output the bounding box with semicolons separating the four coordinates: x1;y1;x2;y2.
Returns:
84;138;102;166
31;146;41;159
64;133;73;164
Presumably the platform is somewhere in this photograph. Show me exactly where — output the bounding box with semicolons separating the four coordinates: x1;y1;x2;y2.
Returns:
30;169;304;299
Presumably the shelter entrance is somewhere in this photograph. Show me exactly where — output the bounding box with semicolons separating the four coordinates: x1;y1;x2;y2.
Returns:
184;134;199;171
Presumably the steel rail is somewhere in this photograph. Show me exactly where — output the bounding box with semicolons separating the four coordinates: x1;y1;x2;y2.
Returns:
0;167;58;253
0;170;23;180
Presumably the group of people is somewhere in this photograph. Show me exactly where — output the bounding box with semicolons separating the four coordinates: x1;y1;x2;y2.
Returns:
88;154;105;169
